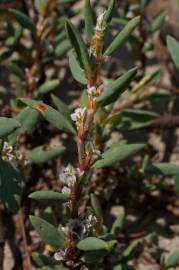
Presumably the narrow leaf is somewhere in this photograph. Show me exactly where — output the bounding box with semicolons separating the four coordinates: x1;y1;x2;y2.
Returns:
68;50;87;85
167;35;179;69
29;191;69;203
66;20;91;72
165;250;179;269
19;98;75;134
0;159;24;211
51;94;71;121
93;143;145;168
38;80;60;95
77;237;108;251
9;8;35;32
149;11;167;33
84;0;94;41
104;0;116;26
111;211;125;236
0;117;20;138
145;163;179;176
104;16;140;56
30;216;66;249
97;67;137;106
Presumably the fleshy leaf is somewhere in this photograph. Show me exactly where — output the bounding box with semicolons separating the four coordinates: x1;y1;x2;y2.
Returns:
30;216;66;249
84;0;94;41
8;8;35;32
77;237;109;251
93;143;145;168
29;191;69;203
97;67;137;107
104;16;140;56
0;117;20;138
37;80;60;95
68;50;87;85
167;35;179;69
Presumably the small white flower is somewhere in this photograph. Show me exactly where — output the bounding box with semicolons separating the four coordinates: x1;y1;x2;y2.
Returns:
87;86;97;96
80;266;89;270
54;250;66;261
3;142;13;153
96;11;106;32
71;107;86;123
62;186;71;195
59;166;77;187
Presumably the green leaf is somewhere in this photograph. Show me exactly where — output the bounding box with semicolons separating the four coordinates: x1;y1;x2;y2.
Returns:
27;145;65;164
19;98;75;134
84;0;94;41
93;143;145;168
66;20;91;72
31;252;52;267
30;216;66;249
104;0;116;26
164;250;179;269
77;237;109;251
5;62;25;79
55;39;71;57
38;80;60;95
90;194;102;219
29;191;69;203
97;67;137;106
37;266;68;270
149;11;167;33
0;159;24;212
145;163;179;176
167;35;179;69
0;117;20;138
8;8;35;32
82;250;108;263
104;16;140;56
68;50;87;85
116;109;159;130
9;107;41;144
121;240;140;261
51;94;71;121
111;211;125;236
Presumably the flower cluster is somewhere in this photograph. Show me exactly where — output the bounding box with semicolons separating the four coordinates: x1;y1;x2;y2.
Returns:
1;141;29;168
59;166;80;195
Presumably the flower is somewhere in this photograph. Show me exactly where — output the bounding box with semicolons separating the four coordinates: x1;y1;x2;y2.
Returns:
71;107;86;123
95;11;106;32
54;249;66;261
87;86;97;96
59;166;77;187
61;186;71;195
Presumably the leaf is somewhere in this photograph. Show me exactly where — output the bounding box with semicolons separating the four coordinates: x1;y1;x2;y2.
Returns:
8;8;35;32
0;117;20;138
145;163;179;176
84;0;94;41
55;39;71;57
97;67;137;106
167;35;179;69
149;11;167;33
30;216;66;249
116;109;159;130
164;250;179;269
19;98;75;134
90;194;103;219
51;94;71;121
111;211;125;236
68;50;87;85
38;80;60;95
77;237;109;251
0;159;24;212
121;240;140;261
9;107;41;144
27;145;65;164
37;266;68;270
93;143;145;168
29;191;69;203
31;252;52;267
104;16;140;56
82;250;108;264
66;20;91;72
104;0;116;26
5;62;25;79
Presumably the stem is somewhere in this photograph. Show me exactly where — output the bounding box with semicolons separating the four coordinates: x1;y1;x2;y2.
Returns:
19;208;32;270
0;209;5;270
